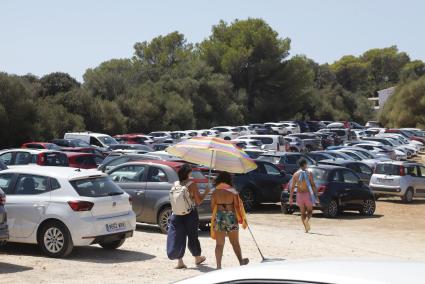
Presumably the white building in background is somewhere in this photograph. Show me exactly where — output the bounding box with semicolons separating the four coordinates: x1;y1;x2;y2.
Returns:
368;86;396;110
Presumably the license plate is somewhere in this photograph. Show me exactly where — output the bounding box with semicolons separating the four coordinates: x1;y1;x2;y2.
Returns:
377;178;393;184
106;222;126;232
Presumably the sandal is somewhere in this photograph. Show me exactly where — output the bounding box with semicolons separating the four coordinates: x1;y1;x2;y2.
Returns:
195;256;206;266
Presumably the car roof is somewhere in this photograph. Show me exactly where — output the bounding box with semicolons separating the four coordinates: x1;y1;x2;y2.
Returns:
1;165;105;179
311;164;344;170
65;132;110;137
63;152;96;157
0;148;55;154
124;160;184;169
261;152;301;157
318;159;357;166
377;161;421;166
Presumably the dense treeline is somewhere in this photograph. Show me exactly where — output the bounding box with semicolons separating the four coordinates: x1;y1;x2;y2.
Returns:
0;18;424;148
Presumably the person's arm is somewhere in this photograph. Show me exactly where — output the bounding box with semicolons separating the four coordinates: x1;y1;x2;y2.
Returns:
289;173;297;205
189;183;210;206
211;191;217;211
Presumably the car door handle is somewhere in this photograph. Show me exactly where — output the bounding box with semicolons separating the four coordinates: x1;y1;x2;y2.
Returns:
135;190;145;196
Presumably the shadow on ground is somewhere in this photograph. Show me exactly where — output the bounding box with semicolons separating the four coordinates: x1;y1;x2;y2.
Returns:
1;243;155;264
0;262;33;274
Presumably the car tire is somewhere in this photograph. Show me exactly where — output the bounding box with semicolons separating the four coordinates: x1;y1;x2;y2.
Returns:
322;199;339;218
158;206;172;234
38;220;73;258
99;239;125;250
240;188;256;212
360;198;376;216
199;222;211;232
281;203;295;214
402;188;414;203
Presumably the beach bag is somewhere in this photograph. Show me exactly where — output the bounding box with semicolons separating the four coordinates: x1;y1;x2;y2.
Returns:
170;181;194;215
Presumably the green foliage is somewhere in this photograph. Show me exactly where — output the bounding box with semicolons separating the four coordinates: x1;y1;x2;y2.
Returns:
39;72;80;96
380;76;425;128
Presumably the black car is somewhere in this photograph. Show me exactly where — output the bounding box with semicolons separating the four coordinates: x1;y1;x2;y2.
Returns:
306;121;326;132
233;161;292;211
258;152;316;174
295;121;310;133
317;159;373;184
249;124;274;135
281;165;376;218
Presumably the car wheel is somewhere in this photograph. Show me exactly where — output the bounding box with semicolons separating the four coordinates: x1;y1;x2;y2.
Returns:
240;188;256;212
323;199;339;218
99;239;125;250
281;203;295;214
360;198;376;216
158;206;172;234
402;188;414;203
199;222;211;232
38;221;73;258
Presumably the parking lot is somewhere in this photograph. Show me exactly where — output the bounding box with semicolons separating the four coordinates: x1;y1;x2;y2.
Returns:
1;195;424;284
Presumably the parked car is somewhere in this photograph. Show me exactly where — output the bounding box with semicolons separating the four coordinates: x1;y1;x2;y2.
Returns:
320;128;350;142
306;151;336;162
257;152;315;174
369;161;425;203
281;165;376;217
50;138;92;148
365;121;382;128
289;133;323;151
147;131;172;143
385;129;425;145
64;132;119;149
0;166;135;257
294;121;310;133
232;161;292;211
98;153;163;172
0;188;8;245
318;159;373;184
237;135;287;151
283;136;306;152
243;149;267;159
314;132;335;149
233;138;263;149
108;144;153;152
280;122;300;134
113;134;154;145
306;121;326;132
0;149;69;167
21;142;62;151
354;143;397;160
64;152;104;169
335;149;381;168
152;143;171;151
264;123;288;135
210;126;239;140
107;160;212;233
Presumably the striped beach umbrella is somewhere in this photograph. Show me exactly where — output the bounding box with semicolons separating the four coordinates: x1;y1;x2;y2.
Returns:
166;137;257;174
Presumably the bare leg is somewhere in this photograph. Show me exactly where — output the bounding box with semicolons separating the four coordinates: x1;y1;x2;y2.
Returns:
228;230;246;265
299;205;308;232
305;204;313;232
215;232;226;269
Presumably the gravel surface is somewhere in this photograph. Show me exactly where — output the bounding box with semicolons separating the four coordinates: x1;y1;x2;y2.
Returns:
1;198;424;283
1;155;424;283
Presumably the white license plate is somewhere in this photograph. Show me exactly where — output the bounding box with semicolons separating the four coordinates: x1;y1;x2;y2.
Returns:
106;222;126;232
377;178;393;184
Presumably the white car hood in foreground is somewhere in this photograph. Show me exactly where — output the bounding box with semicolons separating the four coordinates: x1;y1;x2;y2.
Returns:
175;259;425;284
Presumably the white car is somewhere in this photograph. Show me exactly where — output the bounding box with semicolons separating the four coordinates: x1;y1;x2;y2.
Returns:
175;260;424;284
1;166;136;257
210;126;240;140
281;122;300;134
64;132;119;149
238;135;287;151
370;161;425;203
148;131;172;143
232;138;264;149
264;122;288;135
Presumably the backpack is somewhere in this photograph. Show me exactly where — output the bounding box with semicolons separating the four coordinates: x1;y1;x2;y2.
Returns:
170;181;195;215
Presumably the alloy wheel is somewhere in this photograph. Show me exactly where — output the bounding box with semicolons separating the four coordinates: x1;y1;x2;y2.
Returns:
327;200;338;217
241;189;255;211
362;199;376;215
159;208;172;233
44;227;65;254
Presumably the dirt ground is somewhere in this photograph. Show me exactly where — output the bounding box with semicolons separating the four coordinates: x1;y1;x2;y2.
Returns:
1;155;424;283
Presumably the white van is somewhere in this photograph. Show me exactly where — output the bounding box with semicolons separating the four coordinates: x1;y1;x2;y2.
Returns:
64;132;118;148
237;135;287;151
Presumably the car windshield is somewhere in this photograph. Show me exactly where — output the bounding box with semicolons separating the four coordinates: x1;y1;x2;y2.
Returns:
258;155;280;164
149;132;167;137
375;164;402;175
73;139;91;147
44;153;69;166
70;176;124;197
98;136;118;145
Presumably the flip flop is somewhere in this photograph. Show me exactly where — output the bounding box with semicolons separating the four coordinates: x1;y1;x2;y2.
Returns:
195;256;206;266
175;264;187;269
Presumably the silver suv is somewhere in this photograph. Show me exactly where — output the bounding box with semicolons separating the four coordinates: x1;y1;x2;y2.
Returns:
369;161;425;203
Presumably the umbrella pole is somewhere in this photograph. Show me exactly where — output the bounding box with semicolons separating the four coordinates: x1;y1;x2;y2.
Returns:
208;150;215;187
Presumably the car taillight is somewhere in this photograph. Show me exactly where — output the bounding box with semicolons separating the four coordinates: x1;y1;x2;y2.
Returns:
317;185;328;195
282;183;289;191
129;196;133;205
0;195;5;205
37;153;45;165
68;201;94;211
399;166;405;176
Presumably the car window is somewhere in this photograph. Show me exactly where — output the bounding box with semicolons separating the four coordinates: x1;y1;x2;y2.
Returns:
419;166;425;178
359;164;372;175
347;163;360;173
330;170;343;182
147;167;168;182
90;137;104;147
264;164;280;175
50;178;61;190
406;166;419;177
286;155;301;165
44;153;69;166
258;137;273;145
109;165;146;182
76;156;97;166
0;174;15;194
258;156;279;164
15;174;50;195
71;177;123;197
342;170;359;184
0;152;13;165
15;152;32;165
26;144;44;149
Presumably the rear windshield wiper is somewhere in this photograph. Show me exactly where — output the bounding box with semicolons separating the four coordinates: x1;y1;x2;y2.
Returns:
108;192;124;196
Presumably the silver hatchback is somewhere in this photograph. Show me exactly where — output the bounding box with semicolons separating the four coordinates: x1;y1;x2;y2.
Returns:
108;161;212;233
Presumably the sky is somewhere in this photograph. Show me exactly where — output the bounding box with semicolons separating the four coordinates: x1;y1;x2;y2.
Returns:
1;0;424;82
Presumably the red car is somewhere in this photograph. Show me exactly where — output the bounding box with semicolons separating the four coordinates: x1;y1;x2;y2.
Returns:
64;152;104;169
22;142;62;151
